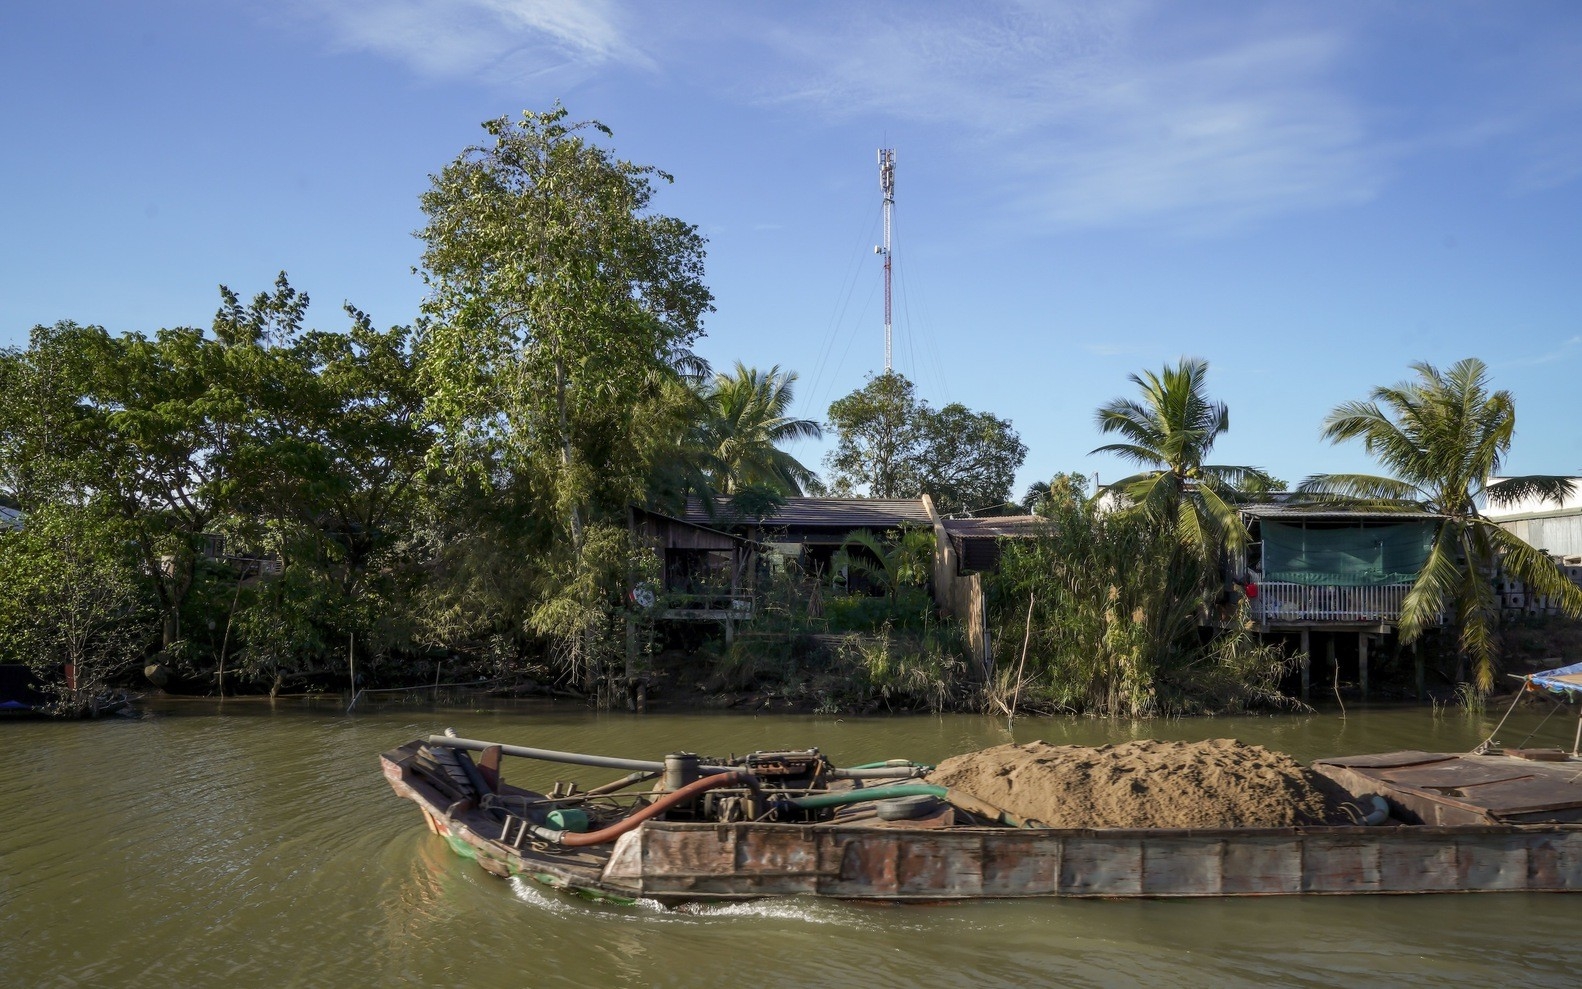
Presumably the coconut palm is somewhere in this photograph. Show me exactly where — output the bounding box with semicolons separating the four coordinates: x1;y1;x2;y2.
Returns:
1300;358;1582;691
1092;358;1272;551
700;363;822;496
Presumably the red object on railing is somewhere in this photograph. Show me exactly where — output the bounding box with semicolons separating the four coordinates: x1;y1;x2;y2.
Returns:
1244;581;1258;600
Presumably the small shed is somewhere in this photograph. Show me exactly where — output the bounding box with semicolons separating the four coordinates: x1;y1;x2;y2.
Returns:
939;514;1049;574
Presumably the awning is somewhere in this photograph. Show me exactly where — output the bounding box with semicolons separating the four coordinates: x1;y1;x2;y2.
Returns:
1529;661;1582;695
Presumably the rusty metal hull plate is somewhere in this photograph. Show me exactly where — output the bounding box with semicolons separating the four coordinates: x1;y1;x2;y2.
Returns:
613;822;1582;900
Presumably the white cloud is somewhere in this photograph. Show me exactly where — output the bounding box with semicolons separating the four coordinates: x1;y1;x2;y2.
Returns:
739;3;1383;233
291;0;651;81
282;1;1582;232
1501;336;1582;369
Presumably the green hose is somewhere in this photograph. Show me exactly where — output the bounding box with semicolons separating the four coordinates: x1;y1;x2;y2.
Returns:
787;784;947;810
786;784;1036;829
844;759;935;771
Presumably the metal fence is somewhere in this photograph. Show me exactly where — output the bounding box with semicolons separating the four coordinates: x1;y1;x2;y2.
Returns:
1252;581;1421;626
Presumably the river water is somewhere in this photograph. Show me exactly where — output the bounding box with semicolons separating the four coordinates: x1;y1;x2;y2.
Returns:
3;697;1580;988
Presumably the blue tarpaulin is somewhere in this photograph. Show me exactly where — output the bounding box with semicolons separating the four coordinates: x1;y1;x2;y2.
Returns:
1529;661;1582;695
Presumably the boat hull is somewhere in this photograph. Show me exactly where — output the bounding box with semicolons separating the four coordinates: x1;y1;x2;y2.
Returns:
381;746;1582;903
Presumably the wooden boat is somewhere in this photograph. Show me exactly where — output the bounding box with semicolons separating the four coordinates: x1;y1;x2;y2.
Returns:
380;733;1582;904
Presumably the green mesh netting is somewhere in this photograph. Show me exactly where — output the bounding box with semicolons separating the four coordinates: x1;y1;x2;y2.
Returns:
1261;520;1435;586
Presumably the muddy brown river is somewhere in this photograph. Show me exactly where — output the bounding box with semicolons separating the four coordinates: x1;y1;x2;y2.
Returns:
3;697;1578;987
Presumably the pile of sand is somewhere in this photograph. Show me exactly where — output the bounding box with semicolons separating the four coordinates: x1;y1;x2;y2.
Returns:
926;738;1355;829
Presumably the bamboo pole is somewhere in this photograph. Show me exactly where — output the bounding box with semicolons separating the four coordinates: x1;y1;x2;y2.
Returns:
1008;591;1035;726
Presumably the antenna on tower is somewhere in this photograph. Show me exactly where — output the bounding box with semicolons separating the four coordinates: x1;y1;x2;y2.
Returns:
875;148;895;373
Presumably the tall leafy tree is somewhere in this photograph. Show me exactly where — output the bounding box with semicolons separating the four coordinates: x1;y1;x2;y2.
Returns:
699;362;821;496
1092;358;1271;551
913;402;1027;513
825;372;923;499
416;106;712;687
417;106;713;555
825;371;1025;512
1300;358;1582;690
0;325;109;510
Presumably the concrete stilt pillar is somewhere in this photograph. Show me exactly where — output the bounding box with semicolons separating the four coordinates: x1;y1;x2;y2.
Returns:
1358;631;1369;699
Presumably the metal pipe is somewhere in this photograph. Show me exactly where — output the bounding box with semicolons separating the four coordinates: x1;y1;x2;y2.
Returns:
583;771;658;797
532;772;761;847
426;735;737;775
826;766;930;780
426;735;923;780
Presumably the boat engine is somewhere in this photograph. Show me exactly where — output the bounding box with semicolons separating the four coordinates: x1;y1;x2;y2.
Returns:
742;749;830;790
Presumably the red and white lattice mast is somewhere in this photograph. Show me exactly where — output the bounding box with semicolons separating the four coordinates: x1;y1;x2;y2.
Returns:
875;148;896;373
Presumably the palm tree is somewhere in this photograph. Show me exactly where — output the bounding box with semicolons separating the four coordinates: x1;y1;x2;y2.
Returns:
700;363;822;496
1300;358;1582;691
1092;358;1271;552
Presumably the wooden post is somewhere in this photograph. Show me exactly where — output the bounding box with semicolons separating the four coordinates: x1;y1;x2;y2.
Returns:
1358;631;1369;699
624;617;638;712
1326;635;1337;694
1299;629;1311;701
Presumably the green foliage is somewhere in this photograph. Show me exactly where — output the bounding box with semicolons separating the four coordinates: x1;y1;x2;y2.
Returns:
1302;358;1582;692
1092;358;1271;553
697;363;821;496
0;503;154;712
825;372;921;498
824;371;1026;512
986;494;1291;716
417;105;712;539
831;527;934;603
912;401;1028;513
1022;471;1091;516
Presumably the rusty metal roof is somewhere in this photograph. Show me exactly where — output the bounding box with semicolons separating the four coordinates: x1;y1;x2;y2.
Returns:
940;515;1050;538
683;497;932;530
1238;502;1441;523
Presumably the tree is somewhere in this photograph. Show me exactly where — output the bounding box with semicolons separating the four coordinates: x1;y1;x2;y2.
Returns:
1300;358;1582;691
1092;358;1271;551
698;363;821;496
913;403;1027;513
825;372;922;499
1022;471;1091;516
417;106;712;546
416;106;713;686
0;324;108;510
0;503;154;714
825;371;1026;512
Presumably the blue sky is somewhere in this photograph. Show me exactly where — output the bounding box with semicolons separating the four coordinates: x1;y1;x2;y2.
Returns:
5;1;1582;505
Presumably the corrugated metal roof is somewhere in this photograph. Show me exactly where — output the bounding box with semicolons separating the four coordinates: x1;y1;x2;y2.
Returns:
1238;502;1442;522
683;497;932;530
941;515;1050;538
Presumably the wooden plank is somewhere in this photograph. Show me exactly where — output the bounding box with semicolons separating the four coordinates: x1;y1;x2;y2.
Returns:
1316;751;1456;769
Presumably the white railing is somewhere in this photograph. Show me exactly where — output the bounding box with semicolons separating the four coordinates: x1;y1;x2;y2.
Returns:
1251;581;1419;626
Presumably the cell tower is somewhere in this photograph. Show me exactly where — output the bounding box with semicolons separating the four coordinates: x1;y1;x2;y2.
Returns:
875;148;896;373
